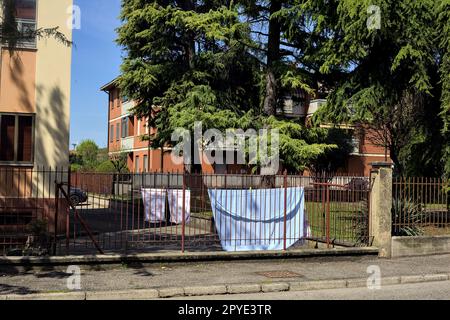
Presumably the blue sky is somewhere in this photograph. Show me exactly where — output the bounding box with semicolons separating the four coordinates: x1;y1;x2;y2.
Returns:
70;0;122;148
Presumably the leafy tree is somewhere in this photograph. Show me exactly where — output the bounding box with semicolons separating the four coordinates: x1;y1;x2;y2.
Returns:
110;151;129;173
70;163;82;172
260;116;338;173
95;160;117;173
75;140;100;170
306;127;354;176
286;0;449;177
117;0;338;174
437;0;450;177
97;147;109;163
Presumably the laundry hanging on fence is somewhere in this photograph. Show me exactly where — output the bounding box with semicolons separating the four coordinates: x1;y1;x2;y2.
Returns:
208;187;306;251
167;189;191;224
141;188;166;223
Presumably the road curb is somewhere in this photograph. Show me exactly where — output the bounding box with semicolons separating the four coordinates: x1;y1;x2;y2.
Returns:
0;247;379;267
3;273;449;300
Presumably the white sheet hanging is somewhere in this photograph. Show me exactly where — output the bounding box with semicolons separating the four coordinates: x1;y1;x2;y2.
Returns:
141;188;166;223
167;189;191;224
208;187;306;251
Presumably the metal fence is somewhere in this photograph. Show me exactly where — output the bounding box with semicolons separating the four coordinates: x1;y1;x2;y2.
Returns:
1;168;371;256
68;171;371;255
0;167;69;255
392;177;450;236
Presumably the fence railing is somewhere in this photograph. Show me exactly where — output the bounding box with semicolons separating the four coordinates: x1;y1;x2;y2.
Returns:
1;168;371;256
68;171;371;254
392;177;450;236
0;167;69;255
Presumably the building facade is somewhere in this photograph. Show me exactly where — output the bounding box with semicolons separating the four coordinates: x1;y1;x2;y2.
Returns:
101;79;184;174
0;0;72;168
102;81;390;176
0;0;73;241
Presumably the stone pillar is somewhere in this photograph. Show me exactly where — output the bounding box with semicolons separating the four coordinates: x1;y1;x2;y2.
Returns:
370;162;393;258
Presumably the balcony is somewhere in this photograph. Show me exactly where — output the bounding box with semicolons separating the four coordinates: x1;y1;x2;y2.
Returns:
281;98;307;117
121;137;134;152
307;99;327;117
121;100;134;117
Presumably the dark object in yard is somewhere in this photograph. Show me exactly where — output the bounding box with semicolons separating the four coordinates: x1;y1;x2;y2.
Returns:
345;178;369;191
6;248;23;256
22;237;49;256
70;187;88;206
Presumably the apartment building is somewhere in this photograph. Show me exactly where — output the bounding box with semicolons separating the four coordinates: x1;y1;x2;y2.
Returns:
102;81;389;175
281;96;391;176
0;0;73;240
0;0;72;168
101;79;184;173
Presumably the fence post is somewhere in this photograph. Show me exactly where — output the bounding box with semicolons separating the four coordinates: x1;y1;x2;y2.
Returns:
53;180;60;256
66;169;71;255
326;184;330;248
283;170;287;251
182;171;186;253
370;162;393;258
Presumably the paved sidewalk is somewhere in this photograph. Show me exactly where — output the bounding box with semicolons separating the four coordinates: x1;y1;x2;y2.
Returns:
1;254;450;297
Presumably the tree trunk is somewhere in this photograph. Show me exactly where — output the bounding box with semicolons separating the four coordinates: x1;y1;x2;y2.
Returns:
263;0;282;116
389;145;403;177
179;0;196;68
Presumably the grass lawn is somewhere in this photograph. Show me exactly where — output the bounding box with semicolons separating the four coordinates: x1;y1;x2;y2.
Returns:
191;201;369;245
422;226;450;236
83;191;370;245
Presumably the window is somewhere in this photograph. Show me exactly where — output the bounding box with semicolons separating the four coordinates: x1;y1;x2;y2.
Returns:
14;0;37;48
0;114;34;163
110;125;114;143
15;0;37;20
143;155;148;172
121;117;129;138
116;123;120;142
135;156;140;173
112;90;118;109
0;211;33;226
121;117;134;138
121;95;129;103
109;92;114;109
351;137;360;154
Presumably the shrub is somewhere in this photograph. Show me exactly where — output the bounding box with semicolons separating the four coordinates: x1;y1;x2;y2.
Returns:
96;160;116;173
392;198;425;236
70;163;83;172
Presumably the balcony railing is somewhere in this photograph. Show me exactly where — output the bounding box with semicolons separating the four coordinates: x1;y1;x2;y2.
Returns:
121;136;134;151
121;100;135;117
16;19;37;49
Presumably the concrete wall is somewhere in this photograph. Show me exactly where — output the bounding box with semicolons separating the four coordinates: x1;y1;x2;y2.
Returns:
369;164;392;258
392;236;450;257
34;0;73;168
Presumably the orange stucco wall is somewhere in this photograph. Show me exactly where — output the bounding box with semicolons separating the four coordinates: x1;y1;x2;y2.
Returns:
0;49;37;113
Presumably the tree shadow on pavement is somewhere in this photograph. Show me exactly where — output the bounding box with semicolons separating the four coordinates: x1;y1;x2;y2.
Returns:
0;283;38;295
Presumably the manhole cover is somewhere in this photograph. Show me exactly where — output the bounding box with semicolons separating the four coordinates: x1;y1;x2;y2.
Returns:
256;271;303;278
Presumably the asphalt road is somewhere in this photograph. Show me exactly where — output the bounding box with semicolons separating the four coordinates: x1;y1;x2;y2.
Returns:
170;281;450;300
